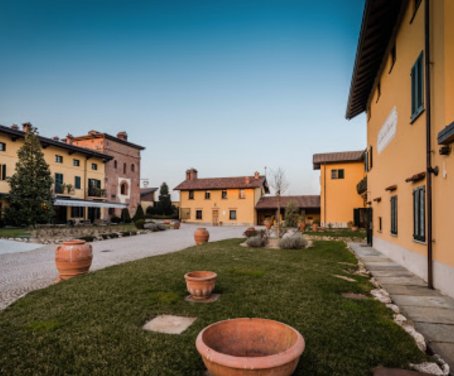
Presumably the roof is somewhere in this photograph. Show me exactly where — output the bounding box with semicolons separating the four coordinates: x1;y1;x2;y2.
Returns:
0;124;113;161
174;175;269;192
346;0;408;119
73;131;145;150
256;195;320;210
140;187;158;196
313;150;365;170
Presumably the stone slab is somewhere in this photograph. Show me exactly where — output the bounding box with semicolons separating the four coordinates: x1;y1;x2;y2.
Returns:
415;322;454;344
371;270;415;278
429;342;454;371
143;315;197;335
381;284;441;297
361;256;393;262
401;306;454;325
185;294;220;304
376;276;426;286
367;264;408;271
392;295;454;309
333;274;356;283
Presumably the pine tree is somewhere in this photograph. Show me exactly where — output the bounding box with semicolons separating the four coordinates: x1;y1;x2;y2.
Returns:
156;182;172;215
133;204;145;222
5;126;54;226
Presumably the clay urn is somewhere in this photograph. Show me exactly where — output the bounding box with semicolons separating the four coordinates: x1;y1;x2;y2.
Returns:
194;227;209;245
184;271;217;300
196;318;305;376
55;239;93;281
264;219;273;230
311;223;319;232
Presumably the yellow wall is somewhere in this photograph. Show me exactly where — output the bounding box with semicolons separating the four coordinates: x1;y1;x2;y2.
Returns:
320;161;365;227
364;1;454;295
0;133;106;220
179;187;263;225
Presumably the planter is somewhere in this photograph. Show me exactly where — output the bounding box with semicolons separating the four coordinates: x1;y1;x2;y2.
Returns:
311;223;319;232
351;226;359;232
184;271;217;300
55;240;93;281
194;227;209;245
264;219;273;230
298;222;306;232
196;318;305;376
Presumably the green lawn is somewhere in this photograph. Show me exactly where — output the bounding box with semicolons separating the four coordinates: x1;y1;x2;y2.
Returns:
0;240;425;375
0;227;30;238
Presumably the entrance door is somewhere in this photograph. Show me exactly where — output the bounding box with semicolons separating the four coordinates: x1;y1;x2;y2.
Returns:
88;207;101;223
365;208;373;246
212;209;219;226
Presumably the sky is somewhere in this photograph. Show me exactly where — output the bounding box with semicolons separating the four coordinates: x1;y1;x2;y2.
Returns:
0;0;366;198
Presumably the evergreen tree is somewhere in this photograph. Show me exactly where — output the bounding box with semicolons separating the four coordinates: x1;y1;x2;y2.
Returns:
133;204;145;222
4;126;54;226
121;208;132;223
156;182;172;215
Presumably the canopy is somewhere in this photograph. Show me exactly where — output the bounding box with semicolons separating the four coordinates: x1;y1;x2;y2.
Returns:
53;198;127;209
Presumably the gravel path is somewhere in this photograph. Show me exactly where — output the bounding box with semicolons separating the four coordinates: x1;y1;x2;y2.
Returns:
0;224;246;310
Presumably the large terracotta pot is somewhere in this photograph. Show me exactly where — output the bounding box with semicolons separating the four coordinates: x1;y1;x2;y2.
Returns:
55;240;93;281
194;227;209;245
264;219;273;230
184;271;217;300
311;223;319;232
196;318;305;376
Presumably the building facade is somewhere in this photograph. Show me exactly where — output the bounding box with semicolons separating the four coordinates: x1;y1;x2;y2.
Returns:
346;0;454;297
175;168;269;226
72;131;145;218
140;187;158;212
313;151;366;228
0;123;126;223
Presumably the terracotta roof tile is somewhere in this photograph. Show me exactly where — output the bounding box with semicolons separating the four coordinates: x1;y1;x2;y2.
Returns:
174;175;269;191
313;150;364;170
256;195;320;209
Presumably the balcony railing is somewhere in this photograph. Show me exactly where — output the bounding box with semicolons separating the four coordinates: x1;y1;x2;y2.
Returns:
88;187;106;197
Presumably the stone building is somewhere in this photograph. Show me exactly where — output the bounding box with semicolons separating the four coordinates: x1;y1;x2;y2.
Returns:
72;130;145;218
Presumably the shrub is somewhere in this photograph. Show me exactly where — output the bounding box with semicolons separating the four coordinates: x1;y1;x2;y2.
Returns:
157;224;167;231
284;201;300;228
135;219;145;230
243;227;258;238
78;236;95;242
121;231;130;237
133;205;145;222
246;235;267;248
121;208;132;224
110;215;121;224
279;234;307;250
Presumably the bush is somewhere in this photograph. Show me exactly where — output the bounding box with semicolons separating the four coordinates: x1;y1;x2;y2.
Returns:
110;215;121;224
157;224;167;231
279;234;307;249
246;235;267;248
121;231;130;237
284;201;300;228
121;208;132;224
78;236;95;242
133;205;145;222
135;219;145;230
243;227;257;238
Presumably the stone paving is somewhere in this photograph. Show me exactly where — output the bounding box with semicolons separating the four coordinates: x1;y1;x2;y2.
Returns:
350;242;454;375
0;224;247;310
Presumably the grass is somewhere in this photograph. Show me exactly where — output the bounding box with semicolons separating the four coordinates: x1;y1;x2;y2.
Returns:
305;228;367;239
0;240;426;375
0;227;30;238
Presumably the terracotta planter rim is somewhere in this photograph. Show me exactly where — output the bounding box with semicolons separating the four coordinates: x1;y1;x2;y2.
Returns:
63;239;86;246
195;318;305;370
185;271;217;282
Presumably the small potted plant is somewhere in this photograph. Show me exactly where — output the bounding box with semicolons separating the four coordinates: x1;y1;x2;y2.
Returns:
311;220;320;232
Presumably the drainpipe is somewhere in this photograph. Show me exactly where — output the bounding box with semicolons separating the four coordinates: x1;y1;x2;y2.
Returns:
323;165;327;226
425;0;434;289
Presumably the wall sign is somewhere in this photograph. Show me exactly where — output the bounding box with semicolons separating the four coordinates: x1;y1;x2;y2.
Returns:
377;106;398;154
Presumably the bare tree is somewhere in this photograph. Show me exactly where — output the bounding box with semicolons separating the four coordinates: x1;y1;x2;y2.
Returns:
269;167;289;237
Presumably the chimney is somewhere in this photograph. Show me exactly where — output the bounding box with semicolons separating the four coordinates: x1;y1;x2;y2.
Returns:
52;136;60;141
66;133;74;144
117;131;128;141
22;122;32;133
254;171;260;180
88;130;98;136
245;176;251;184
10;124;19;130
186;168;198;181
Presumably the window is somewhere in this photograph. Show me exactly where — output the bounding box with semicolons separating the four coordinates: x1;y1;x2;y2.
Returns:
239;189;245;199
120;182;128;195
88;178;102;196
91;163;98;171
74;176;81;189
123;163;126;174
72;159;80;167
71;207;84;218
389;44;397;73
411;52;424;121
0;164;6;181
413;186;425;241
331;169;345;179
229;210;237;220
221;190;228;199
378;217;382;232
55;173;64;193
390;196;398;235
55;155;63;164
196;210;203;220
0;142;5;151
188;190;194;200
205;191;211;200
131;164;135;172
114;160;117;169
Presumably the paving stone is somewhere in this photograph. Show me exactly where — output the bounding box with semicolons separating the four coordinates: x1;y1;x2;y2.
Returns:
381;284;441;297
333;274;356;283
185;294;220;303
415;323;454;344
402;306;454;325
372;367;431;376
371;270;415;278
361;256;393;262
377;276;426;286
392;295;454;309
429;342;454;371
143;315;197;335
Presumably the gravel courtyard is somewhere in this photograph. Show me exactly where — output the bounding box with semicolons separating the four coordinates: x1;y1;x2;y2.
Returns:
0;224;247;310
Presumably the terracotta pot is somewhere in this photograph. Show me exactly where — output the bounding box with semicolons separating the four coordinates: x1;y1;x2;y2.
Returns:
351;226;359;232
264;219;273;230
55;239;93;281
196;318;305;376
311;223;319;232
173;221;181;230
298;222;306;232
184;271;217;300
194;227;209;245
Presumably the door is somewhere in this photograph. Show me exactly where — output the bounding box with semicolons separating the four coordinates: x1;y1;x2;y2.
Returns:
212;209;219;226
365;208;373;246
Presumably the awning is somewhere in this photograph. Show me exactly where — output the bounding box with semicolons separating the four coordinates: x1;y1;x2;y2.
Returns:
53;198;127;209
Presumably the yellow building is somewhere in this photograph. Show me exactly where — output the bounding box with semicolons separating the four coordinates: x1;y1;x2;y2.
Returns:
0;123;127;223
175;168;269;226
346;0;454;297
313;151;366;228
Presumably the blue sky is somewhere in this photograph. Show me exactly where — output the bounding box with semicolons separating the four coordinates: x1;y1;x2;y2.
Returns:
0;0;366;197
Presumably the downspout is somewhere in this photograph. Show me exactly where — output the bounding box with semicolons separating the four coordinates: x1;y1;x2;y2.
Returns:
425;0;434;289
323;165;327;225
